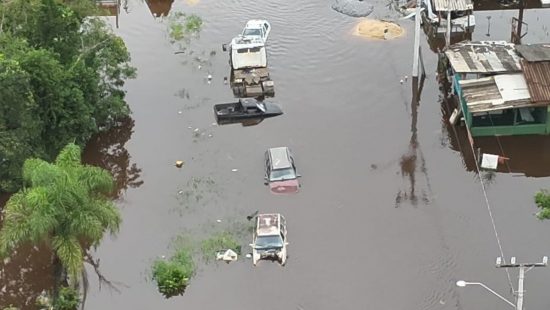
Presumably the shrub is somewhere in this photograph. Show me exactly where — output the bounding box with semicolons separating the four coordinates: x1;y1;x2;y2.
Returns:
167;12;202;42
535;190;550;220
53;286;81;310
152;249;195;297
185;15;203;33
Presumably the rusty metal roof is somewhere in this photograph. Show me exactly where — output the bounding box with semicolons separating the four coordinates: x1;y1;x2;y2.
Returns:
521;60;550;103
458;74;548;113
434;0;473;11
445;41;522;74
516;44;550;62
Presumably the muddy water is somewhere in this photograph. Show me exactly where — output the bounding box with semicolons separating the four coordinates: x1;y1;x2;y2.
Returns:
3;0;550;309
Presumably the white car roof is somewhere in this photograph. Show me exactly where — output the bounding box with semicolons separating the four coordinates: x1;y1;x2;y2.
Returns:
268;147;292;170
245;20;268;29
257;213;280;236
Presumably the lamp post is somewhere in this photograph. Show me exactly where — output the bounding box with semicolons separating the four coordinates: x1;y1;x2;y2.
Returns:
456;280;516;308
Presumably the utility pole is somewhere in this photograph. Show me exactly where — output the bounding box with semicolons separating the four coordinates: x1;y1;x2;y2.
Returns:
516;0;525;43
496;256;548;310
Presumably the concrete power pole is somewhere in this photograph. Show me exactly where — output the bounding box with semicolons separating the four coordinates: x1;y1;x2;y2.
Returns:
496;256;548;310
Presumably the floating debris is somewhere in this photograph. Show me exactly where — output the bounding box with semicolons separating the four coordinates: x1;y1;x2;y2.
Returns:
215;249;238;262
231;168;238;172
175;160;185;168
354;19;405;40
332;0;374;17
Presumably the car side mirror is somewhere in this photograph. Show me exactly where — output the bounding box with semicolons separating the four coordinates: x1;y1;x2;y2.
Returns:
296;174;302;178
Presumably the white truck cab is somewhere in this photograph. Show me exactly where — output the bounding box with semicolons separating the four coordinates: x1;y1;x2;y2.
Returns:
226;20;271;70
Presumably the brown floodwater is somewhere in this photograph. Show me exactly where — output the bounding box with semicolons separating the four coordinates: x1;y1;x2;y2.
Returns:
2;0;550;309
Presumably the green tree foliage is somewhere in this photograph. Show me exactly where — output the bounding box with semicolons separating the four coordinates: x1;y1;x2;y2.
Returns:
0;143;121;280
535;190;550;220
0;0;136;193
152;249;195;297
53;286;81;310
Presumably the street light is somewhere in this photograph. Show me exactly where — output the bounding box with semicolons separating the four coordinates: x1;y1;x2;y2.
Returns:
456;280;516;308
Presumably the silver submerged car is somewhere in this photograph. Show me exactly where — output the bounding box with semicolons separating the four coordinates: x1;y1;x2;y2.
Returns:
250;213;288;266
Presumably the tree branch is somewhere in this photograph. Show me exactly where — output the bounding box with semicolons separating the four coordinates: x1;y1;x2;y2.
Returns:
84;253;128;293
70;38;110;70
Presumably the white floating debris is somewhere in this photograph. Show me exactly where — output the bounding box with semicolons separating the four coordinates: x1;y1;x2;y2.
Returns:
178;111;183;114
177;190;184;195
404;75;408;81
216;249;238;262
175;160;184;168
207;74;212;80
400;79;404;84
194;128;200;132
231;169;238;172
188;126;193;129
208;134;213;138
245;253;252;259
480;153;499;170
216;219;222;223
198;65;202;70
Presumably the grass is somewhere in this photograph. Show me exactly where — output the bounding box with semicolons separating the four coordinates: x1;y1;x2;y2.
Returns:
152;248;195;298
200;231;241;261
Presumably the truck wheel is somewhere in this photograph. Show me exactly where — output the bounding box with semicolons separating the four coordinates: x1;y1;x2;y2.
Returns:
233;85;245;97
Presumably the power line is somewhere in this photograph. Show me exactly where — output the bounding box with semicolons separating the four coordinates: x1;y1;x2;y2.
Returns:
464;124;516;293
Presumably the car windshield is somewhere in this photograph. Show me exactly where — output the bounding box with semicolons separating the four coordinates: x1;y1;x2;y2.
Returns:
243;28;261;37
255;235;283;249
269;167;296;181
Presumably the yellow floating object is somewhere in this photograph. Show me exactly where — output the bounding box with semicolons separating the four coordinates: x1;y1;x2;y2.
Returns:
354;19;405;40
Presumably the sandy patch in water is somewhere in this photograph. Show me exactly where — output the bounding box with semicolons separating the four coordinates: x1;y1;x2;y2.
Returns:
354;19;404;40
186;0;200;6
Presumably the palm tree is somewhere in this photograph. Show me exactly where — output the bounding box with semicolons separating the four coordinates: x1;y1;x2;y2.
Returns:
0;143;121;283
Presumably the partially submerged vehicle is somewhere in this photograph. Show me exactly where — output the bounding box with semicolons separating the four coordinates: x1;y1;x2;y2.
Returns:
421;0;475;35
264;147;301;194
250;213;288;266
214;98;283;123
223;20;275;97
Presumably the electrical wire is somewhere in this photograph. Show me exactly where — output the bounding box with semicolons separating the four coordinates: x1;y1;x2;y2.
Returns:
464;122;516;294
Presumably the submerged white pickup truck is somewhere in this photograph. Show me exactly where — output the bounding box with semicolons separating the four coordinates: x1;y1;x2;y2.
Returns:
223;20;275;97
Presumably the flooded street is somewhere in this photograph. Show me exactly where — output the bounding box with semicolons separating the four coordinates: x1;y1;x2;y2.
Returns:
3;0;550;309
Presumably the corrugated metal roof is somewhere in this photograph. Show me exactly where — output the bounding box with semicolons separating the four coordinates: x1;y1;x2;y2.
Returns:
516;44;550;62
445;41;522;74
521;60;550;102
458;74;547;113
434;0;473;11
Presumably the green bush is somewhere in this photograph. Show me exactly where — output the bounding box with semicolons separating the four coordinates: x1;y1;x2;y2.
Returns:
152;249;195;297
167;12;202;42
535;190;550;220
200;231;241;261
54;286;81;310
185;15;203;33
